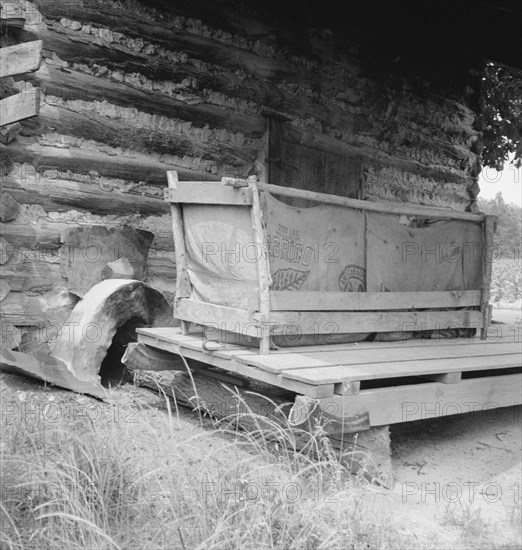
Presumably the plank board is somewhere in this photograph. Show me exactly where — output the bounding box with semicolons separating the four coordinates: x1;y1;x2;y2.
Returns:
164;182;253;205
233;342;522;374
138;327;519;362
137;332;334;398
175;298;257;329
0;40;42;78
282;355;521;385
270;290;481;311
270;309;483;334
321;374;522;426
0;89;40;126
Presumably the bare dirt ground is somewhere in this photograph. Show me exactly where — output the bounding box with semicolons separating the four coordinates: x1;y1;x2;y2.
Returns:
384;308;522;548
1;308;520;549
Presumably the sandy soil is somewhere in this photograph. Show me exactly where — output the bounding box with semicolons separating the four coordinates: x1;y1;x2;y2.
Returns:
384;308;522;548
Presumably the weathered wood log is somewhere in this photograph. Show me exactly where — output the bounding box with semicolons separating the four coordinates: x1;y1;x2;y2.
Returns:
0;191;19;221
2;160;170;216
0;254;62;292
6;22;340;133
122;342;188;371
0;122;22;144
0;89;40;126
132;368;391;483
0;279;10;301
0;40;42;78
29;0;316;84
10;107;255;175
0;292;47;325
60;226;154;296
0;0;25;27
0;321;21;350
50;279;175;384
0;236;14;264
0;348;106;398
0;286;78;326
20;63;264;137
101;257;135;280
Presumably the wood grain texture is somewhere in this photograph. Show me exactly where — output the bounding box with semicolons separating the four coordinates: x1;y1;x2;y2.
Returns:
0;89;40;126
0;40;42;78
270;290;481;311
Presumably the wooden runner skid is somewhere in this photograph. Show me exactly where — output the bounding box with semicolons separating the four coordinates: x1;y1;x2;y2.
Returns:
137;326;521;400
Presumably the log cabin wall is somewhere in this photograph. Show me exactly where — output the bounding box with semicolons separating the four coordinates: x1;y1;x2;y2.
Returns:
0;0;483;352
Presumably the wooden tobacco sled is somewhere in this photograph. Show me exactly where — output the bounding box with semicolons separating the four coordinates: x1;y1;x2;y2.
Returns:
130;172;521;479
164;171;496;353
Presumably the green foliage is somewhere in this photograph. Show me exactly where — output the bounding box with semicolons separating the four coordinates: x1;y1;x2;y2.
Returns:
478;194;521;303
481;63;522;170
477;193;521;259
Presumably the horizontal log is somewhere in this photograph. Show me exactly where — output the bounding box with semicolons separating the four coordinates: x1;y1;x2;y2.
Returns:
31;0;319;84
282;125;471;188
270;290;482;311
0;291;47;325
0;88;40;126
19;63;264;136
0;40;42;78
14;107;250;177
164;181;253;205
2;163;169;216
0;254;62;292
4;136;197;188
10;22;345;135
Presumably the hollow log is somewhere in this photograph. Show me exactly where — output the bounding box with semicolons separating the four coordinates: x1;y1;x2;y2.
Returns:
0;348;106;398
50;279;175;384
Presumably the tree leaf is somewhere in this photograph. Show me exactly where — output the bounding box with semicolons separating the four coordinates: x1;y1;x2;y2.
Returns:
271;268;310;291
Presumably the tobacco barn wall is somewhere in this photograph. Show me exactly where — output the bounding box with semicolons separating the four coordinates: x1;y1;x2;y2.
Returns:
0;0;483;351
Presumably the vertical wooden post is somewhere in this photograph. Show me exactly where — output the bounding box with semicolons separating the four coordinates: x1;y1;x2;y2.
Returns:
480;215;496;339
166;171;192;334
250;177;271;354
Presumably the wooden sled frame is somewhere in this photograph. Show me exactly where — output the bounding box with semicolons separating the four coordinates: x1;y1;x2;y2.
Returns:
165;171;495;354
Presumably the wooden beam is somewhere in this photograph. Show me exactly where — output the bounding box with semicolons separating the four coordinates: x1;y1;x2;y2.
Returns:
0;89;40;126
175;298;257;333
260;183;485;221
317;373;522;427
250;178;271;354
167;171;193;334
0;40;43;78
281;357;521;386
164;181;253;205
137;332;334;398
270;290;481;311
269;309;483;335
481;215;496;339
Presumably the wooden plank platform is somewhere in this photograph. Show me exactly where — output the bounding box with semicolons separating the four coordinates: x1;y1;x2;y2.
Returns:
137;326;522;417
